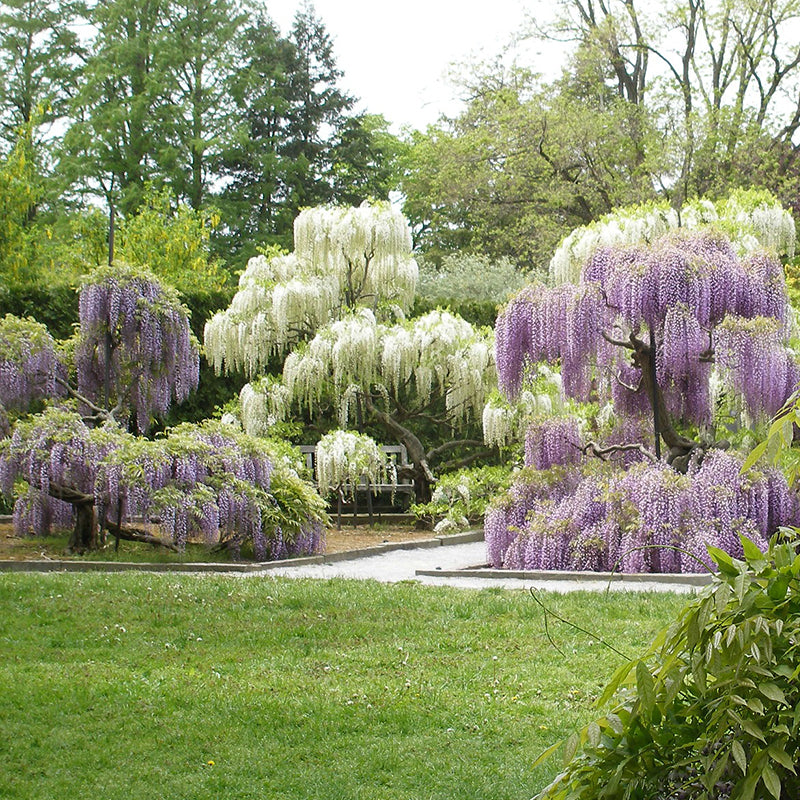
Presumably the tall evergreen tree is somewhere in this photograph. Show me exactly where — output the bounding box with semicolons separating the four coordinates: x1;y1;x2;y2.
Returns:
283;1;354;212
216;12;296;258
164;0;244;210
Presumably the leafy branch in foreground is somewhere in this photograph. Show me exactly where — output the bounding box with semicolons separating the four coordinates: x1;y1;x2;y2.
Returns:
533;533;800;800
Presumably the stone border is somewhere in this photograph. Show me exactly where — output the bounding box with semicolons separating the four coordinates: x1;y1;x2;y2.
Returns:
0;529;485;574
415;566;713;586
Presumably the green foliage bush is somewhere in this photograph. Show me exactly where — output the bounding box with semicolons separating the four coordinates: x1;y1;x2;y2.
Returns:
411;464;512;532
417;253;534;304
535;532;800;800
0;283;78;341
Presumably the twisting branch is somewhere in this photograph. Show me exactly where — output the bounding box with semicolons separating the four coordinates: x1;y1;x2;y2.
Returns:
613;368;642;393
427;439;487;461
578;440;657;463
601;330;636;350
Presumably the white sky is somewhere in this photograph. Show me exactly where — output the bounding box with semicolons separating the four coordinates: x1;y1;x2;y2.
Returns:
266;0;547;131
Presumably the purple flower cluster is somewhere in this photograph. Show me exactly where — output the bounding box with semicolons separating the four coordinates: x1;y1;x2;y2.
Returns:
75;265;200;432
264;520;326;561
0;407;120;536
0;315;63;412
485;452;796;573
714;316;800;419
604;232;784;331
524;417;583;470
495;282;603;400
97;421;280;557
499;229;796;424
1;411;324;560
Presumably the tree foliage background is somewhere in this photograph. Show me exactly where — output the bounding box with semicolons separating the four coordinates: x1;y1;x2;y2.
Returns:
402;0;800;273
0;0;404;284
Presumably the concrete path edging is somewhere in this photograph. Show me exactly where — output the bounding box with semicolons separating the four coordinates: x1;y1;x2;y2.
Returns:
0;529;484;575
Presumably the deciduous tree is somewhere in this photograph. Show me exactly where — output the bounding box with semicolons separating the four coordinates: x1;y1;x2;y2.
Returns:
206;202;496;503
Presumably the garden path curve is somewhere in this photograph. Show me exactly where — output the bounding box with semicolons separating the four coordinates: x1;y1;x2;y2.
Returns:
265;534;710;592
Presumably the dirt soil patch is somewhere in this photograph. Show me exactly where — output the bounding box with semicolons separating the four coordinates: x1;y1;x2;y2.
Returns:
0;519;436;561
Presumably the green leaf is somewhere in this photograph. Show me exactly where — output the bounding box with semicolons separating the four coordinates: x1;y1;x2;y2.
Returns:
758;682;787;705
731;740;747;775
635;661;655;712
746;697;765;715
562;731;579;767
762;762;781;800
740;534;765;563
531;739;562;768
586;721;601;748
741;718;767;742
741;440;768;471
598;661;634;706
768;575;790;601
707;545;739;576
767;742;796;773
605;713;624;735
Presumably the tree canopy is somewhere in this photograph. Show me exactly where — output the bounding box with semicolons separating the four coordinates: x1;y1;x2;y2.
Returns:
0;262;327;556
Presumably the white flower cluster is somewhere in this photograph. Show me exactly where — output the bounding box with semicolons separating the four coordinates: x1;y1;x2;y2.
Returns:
550;202;677;285
238;308;495;428
294;201;418;310
482;367;564;447
314;429;394;496
549;190;796;285
239;378;291;436
204;202;419;376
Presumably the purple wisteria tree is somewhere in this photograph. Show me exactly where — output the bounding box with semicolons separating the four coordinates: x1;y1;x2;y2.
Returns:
0;314;63;433
73;263;200;432
487;226;800;573
0;264;327;555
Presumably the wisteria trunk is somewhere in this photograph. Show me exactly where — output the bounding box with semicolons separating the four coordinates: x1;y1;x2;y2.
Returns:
49;483;98;552
364;397;435;504
70;503;98;553
628;333;698;469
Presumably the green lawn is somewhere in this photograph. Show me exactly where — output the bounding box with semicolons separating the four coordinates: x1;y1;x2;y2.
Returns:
0;573;687;800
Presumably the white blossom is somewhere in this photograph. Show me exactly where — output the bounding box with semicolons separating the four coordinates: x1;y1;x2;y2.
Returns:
315;430;395;496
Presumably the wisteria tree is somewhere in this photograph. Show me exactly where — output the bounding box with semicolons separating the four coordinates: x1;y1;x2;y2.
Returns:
0;263;327;556
487;193;800;572
205;201;497;503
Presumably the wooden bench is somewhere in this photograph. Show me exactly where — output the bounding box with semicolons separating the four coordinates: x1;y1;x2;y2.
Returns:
298;444;416;526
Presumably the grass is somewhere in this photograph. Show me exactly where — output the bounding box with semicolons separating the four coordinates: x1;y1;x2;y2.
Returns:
0;573;688;800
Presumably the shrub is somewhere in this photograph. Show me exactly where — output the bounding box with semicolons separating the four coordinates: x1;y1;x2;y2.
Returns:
534;532;800;800
411;465;513;532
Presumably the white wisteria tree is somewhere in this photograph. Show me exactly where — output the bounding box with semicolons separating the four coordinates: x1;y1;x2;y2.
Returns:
205;201;497;502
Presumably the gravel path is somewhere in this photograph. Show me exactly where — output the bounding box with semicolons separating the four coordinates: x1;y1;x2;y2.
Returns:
266;539;709;592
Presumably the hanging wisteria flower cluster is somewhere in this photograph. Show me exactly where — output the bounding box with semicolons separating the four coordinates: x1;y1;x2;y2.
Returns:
496;228;797;424
96;420;326;559
482;368;563;448
75;263;199;432
524;416;583;470
549;189;795;285
0;314;63;412
485;450;797;573
239;308;496;436
205;201;419;377
314;430;395;498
